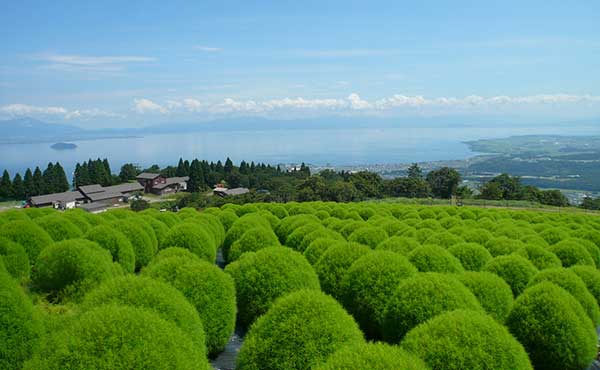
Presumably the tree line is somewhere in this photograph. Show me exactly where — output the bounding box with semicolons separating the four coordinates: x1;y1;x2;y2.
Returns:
0;163;69;200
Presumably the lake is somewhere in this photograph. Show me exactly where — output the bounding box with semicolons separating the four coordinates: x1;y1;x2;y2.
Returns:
0;124;596;177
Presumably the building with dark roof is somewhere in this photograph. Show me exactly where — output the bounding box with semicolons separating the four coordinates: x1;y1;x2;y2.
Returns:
136;173;189;195
29;191;86;209
213;187;250;197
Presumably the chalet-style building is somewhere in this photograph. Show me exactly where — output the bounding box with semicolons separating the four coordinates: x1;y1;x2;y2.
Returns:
136;173;189;195
28;190;85;210
213;187;250;197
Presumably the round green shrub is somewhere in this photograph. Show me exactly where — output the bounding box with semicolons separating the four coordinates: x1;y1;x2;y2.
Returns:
84;225;135;273
152;211;181;228
539;227;570;245
142;256;236;356
485;237;525;257
24;305;209;370
457;271;514;322
236;290;364;370
548;240;595;267
460;228;493;245
33;215;82;241
0;209;30;223
315;342;428;370
448;242;492;271
484;254;538;296
297;228;343;253
528;267;600;324
258;210;282;229
216;210;238;231
285;223;323;250
408;245;464;273
515;244;562;270
506;282;596;370
82;275;206;355
0;220;53;261
303;238;341;265
382;272;482;342
150;246;200;264
340;251;417;339
61;212;91;234
415;228;435;243
32;239;122;301
340;221;369;239
0;237;30;281
521;234;549;247
139;215;170;248
196;213;226;245
0;268;41;370
570;265;600;307
268;204;289;219
274;214;319;243
111;219;156;270
161;223;216;263
224;214;272;258
176;207;199;219
423;231;464;248
375;236;420;256
402;309;533;370
314;242;371;299
225;246;320;327
228;227;280;263
567;238;600;267
348;227;389;248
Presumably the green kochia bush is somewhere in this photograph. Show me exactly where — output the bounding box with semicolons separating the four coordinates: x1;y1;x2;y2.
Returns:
24;305;209;370
32;239;122;301
139;215;170;248
340;251;417;339
303;238;341;265
549;240;595;267
484;254;538;296
515;244;562;270
111;219;156;270
402;310;533;370
225;246;320;327
0;220;53;261
150;247;201;264
228;227;280;263
84;225;136;273
315;342;429;370
348;227;389;248
528;267;600;324
236;290;364;370
314;242;371;300
485;237;525;257
448;242;492;271
82;275;207;356
0;237;30;281
33;215;83;241
422;231;463;248
408;245;464;273
375;236;420;256
382;273;482;342
457;271;514;322
570;265;600;306
0;268;41;370
506;282;597;370
161;223;216;263
224;214;273;259
142;256;236;357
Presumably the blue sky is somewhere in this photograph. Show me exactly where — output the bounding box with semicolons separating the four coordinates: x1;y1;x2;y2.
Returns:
1;0;599;127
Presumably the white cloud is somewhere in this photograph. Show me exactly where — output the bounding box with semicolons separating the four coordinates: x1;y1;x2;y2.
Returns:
65;109;123;120
0;103;68;116
133;98;168;114
194;46;223;52
33;53;156;73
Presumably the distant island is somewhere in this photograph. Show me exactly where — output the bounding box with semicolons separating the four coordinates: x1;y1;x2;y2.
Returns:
50;142;77;150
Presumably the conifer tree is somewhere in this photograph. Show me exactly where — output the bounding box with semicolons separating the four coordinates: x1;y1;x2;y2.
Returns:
42;163;55;193
12;173;25;199
23;168;34;197
224;157;234;173
32;167;43;195
53;162;70;192
0;170;12;199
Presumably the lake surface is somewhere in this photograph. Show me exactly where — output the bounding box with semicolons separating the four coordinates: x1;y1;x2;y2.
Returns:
0;124;596;177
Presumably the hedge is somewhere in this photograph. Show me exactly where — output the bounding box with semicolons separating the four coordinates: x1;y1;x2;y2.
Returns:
528;267;600;325
82;275;207;355
0;268;41;370
161;223;216;263
24;305;209;370
142;256;236;357
457;271;514;322
448;242;492;271
0;220;53;261
408;245;464;273
402;310;533;370
225;246;320;327
84;225;136;273
507;282;596;370
315;342;428;370
484;254;538;296
382;272;483;342
314;242;371;299
340;250;417;339
228;227;280;263
0;237;30;281
236;290;364;370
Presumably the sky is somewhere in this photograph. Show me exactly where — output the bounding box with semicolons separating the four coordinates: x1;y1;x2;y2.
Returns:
1;0;599;128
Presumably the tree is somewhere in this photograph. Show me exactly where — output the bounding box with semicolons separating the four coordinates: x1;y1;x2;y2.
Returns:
53;162;70;192
23;168;34;197
479;182;503;200
188;160;205;192
328;181;359;202
581;197;600;210
119;163;140;182
426;167;461;199
407;163;423;179
12;173;25;200
348;171;384;199
0;170;12;199
176;158;188;177
32;167;43;195
480;174;522;200
385;177;430;198
224;157;234;173
130;198;150;212
42;163;55;193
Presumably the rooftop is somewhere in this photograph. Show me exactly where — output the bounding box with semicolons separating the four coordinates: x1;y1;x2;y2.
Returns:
29;191;84;205
136;172;161;180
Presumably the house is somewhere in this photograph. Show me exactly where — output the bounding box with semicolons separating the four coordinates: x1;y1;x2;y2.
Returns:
28;191;85;210
136;173;189;195
213;187;250;197
78;182;144;206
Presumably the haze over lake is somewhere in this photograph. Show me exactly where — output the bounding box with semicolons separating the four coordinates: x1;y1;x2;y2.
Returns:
0;123;595;178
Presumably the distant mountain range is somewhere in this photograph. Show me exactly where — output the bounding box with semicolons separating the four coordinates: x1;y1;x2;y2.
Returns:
1;116;598;144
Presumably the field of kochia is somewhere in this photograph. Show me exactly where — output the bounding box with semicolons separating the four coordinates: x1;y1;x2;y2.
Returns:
1;202;600;370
